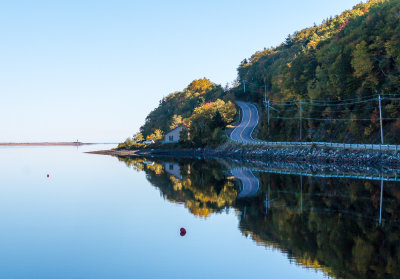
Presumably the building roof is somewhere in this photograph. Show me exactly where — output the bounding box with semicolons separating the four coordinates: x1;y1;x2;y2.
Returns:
165;125;184;135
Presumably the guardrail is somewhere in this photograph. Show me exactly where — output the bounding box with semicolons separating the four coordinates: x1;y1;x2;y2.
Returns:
229;138;400;151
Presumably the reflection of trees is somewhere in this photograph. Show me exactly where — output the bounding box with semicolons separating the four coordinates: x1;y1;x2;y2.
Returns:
118;156;400;278
238;173;400;279
118;157;164;174
119;157;237;217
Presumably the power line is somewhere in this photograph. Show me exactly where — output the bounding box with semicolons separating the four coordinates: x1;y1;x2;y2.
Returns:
271;117;400;121
305;98;377;106
269;99;400;114
312;93;400;103
241;80;400;99
276;107;302;112
382;97;400;101
307;107;376;113
309;94;379;103
242;88;400;106
272;102;299;106
240;79;400;143
277;106;377;113
271;117;363;120
381;93;400;97
270;98;378;106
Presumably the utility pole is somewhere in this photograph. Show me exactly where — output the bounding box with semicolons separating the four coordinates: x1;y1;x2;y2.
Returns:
243;80;246;94
264;84;269;126
264;84;267;104
299;99;303;141
378;94;384;144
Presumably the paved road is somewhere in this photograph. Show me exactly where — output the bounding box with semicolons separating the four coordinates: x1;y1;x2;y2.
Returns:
230;101;259;143
230;168;260;198
230;101;400;151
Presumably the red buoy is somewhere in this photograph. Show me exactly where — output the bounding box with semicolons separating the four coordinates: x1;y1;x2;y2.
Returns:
180;227;186;236
47;174;50;178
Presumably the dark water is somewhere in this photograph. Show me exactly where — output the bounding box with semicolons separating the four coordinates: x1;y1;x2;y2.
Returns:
1;145;399;278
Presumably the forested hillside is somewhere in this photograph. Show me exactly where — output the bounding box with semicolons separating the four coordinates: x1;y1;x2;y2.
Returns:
133;78;236;147
124;0;400;148
237;0;400;144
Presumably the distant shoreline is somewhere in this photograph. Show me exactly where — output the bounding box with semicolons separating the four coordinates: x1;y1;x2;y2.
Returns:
0;142;94;146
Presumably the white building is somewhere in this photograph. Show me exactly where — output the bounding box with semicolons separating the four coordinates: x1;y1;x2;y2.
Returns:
164;126;183;143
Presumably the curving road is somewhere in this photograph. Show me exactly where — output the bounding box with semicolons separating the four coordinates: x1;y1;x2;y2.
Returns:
230;168;260;198
230;101;400;151
230;101;259;143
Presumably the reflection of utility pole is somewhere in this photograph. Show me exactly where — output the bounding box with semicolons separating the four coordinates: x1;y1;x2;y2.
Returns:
379;177;383;226
300;175;303;214
266;184;270;215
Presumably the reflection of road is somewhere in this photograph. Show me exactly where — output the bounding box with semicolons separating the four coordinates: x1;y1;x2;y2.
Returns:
231;168;259;198
230;101;259;143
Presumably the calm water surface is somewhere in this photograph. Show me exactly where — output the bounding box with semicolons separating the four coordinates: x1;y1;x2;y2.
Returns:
0;145;399;278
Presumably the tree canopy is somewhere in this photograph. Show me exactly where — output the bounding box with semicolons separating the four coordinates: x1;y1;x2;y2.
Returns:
235;0;400;143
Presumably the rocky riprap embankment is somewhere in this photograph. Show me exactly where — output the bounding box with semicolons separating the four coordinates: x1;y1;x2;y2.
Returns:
209;142;400;167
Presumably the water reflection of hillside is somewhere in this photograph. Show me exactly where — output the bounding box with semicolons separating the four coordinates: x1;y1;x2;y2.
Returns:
118;156;400;279
120;157;238;217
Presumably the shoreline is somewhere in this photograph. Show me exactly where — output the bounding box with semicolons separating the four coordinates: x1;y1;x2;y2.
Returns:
0;142;94;146
88;146;400;180
88;143;400;168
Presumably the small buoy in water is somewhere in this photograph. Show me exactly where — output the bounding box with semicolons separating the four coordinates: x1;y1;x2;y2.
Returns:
180;227;186;236
47;174;50;178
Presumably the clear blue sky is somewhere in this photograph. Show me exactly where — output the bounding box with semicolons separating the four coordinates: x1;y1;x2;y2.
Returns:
0;0;362;142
